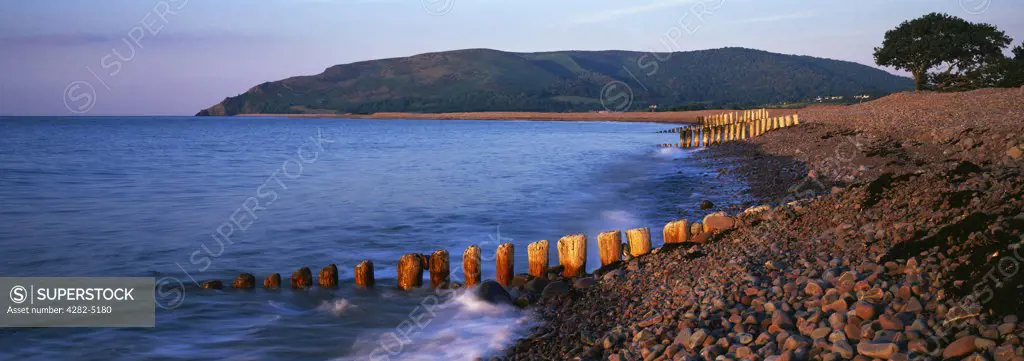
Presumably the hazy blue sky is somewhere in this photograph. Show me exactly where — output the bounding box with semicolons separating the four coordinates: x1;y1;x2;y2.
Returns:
0;0;1021;115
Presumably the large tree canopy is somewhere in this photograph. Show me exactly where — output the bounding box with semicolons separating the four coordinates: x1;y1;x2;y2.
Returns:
998;44;1024;88
874;12;1011;91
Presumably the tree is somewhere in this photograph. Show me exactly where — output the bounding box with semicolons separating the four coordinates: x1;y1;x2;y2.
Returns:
874;13;1011;91
998;44;1024;87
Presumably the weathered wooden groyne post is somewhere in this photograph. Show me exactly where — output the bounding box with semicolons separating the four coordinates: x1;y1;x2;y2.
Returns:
598;230;622;266
264;273;281;289
557;234;587;278
292;267;313;289
429;249;450;288
397;253;423;290
626;227;651;257
663;220;690;244
319;264;339;288
527;240;548;278
233;273;256;289
496;243;514;286
463;245;481;287
355;260;375;288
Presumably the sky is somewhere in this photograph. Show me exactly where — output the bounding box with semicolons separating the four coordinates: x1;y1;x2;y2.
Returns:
0;0;1021;116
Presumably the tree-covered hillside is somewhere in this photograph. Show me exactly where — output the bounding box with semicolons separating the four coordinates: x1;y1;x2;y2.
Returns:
197;47;913;116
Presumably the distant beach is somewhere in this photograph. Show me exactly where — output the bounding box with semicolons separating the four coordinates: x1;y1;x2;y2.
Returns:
234;109;802;123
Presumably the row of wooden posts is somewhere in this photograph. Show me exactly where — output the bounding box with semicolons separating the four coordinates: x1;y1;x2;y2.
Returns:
205;219;709;291
658;112;800;149
657;109;771;134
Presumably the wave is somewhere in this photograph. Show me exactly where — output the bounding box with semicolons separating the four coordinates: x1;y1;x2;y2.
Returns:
653;147;691;160
600;210;639;228
334;290;536;361
318;298;357;316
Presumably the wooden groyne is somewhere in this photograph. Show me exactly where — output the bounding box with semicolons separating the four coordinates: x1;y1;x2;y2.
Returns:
657;109;799;148
195;211;744;292
191;110;802;293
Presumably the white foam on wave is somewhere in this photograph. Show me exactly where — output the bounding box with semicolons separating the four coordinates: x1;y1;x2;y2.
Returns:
654;147;688;160
601;210;639;227
334;290;536;361
318;298;357;316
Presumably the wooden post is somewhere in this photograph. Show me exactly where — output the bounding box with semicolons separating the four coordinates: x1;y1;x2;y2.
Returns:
794;114;800;125
429;249;450;288
397;253;423;290
626;227;651;257
463;245;481;287
233;273;256;289
527;240;548;278
663;220;690;244
291;267;313;289
598;230;622;266
558;234;587;278
264;273;281;289
355;260;375;288
496;243;514;287
318;264;339;288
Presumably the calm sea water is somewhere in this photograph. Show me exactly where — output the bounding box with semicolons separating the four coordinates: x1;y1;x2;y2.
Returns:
0;117;745;361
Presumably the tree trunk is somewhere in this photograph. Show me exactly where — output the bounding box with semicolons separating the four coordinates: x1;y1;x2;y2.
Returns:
913;70;926;91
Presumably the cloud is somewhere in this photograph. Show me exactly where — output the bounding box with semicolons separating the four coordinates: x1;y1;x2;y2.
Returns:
571;0;706;24
0;31;276;47
0;34;113;46
727;11;817;24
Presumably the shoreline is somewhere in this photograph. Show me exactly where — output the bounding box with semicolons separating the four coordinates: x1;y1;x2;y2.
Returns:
502;88;1024;360
234;109;803;124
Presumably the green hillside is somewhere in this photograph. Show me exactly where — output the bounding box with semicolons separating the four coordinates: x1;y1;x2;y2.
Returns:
197;47;912;116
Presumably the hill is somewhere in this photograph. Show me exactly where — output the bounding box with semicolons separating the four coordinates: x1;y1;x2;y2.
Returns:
196;47;913;116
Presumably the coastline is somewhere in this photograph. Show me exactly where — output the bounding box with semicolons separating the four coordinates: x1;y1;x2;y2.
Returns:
234;109;801;124
502;88;1024;360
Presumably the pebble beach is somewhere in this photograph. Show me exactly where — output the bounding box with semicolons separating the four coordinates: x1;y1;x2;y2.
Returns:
500;88;1024;361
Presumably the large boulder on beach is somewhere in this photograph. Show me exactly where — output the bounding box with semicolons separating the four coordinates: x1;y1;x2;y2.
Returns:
524;277;549;293
475;280;513;306
702;212;735;233
700;200;714;210
541;280;570;300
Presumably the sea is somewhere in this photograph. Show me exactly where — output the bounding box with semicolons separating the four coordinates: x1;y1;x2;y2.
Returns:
0;117;747;361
